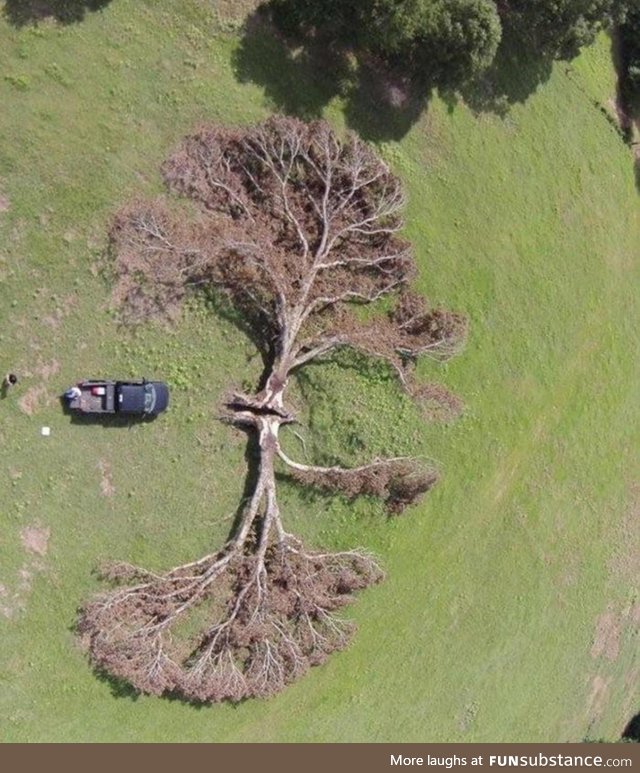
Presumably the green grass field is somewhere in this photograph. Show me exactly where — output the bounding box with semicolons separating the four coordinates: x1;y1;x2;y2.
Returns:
0;0;639;743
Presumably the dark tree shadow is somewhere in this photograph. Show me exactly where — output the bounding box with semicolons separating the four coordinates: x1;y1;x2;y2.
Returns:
453;33;554;118
342;59;431;143
92;665;248;706
94;667;225;706
201;287;275;392
233;9;559;141
612;27;640;195
2;0;112;27
622;712;640;742
225;426;262;542
94;669;142;701
611;29;633;134
233;11;432;141
232;12;347;121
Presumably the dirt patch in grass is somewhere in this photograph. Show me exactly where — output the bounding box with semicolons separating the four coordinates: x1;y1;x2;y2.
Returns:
20;525;50;557
42;294;77;330
622;667;640;723
609;483;640;587
214;0;260;21
42;311;64;329
1;525;49;618
0;584;16;619
0;178;8;213
458;700;479;733
35;358;60;381
97;459;115;497
588;482;640;676
591;606;621;661
0;572;32;619
586;674;611;721
18;385;49;416
0;583;9;617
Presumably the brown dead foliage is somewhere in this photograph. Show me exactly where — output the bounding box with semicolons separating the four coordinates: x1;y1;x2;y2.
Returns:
110;201;224;325
79;538;382;701
83;116;466;703
412;382;464;423
289;457;439;514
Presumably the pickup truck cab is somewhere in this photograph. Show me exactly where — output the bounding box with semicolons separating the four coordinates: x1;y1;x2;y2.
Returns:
64;379;169;416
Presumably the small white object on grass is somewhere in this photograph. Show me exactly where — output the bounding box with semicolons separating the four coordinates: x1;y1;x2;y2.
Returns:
41;426;51;437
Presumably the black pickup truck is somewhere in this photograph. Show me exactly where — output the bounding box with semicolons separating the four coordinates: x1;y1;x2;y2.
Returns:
64;379;170;416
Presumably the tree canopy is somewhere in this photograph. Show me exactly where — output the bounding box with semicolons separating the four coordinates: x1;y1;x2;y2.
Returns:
267;0;633;91
503;0;626;60
270;0;502;87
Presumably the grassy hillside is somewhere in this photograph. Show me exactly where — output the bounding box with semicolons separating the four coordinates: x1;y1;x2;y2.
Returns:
0;0;638;742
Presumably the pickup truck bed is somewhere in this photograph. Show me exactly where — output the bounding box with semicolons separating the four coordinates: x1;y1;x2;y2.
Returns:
67;382;115;413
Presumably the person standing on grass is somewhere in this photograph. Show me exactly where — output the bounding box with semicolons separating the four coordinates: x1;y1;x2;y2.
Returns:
2;373;17;388
1;373;18;397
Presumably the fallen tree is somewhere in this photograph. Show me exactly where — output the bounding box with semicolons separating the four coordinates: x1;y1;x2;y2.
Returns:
78;116;467;702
